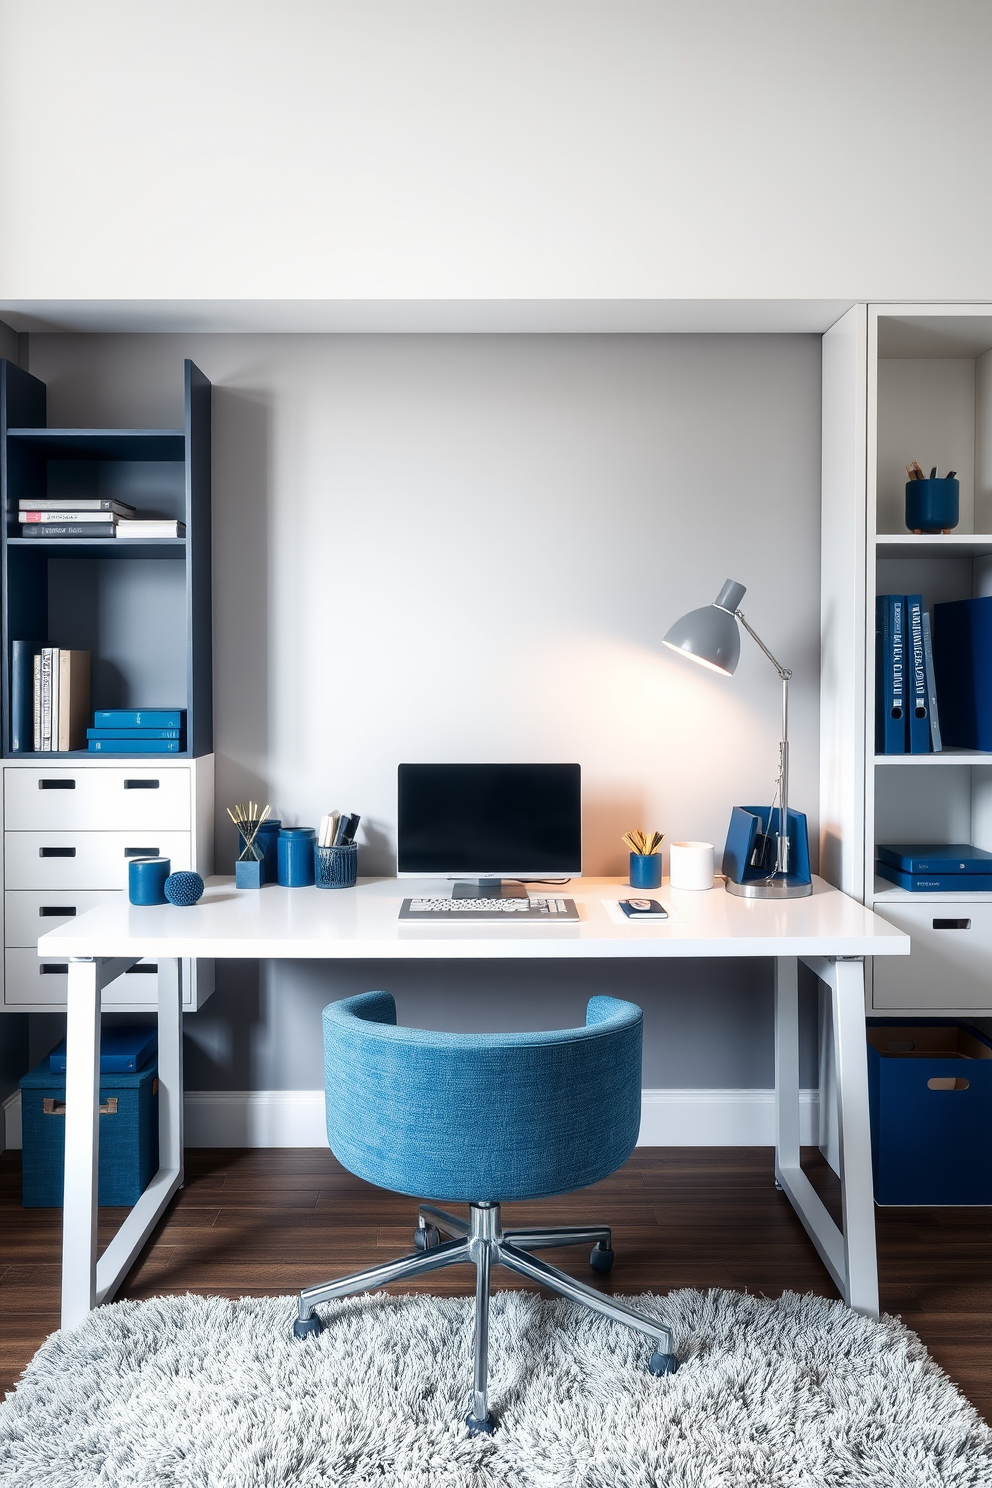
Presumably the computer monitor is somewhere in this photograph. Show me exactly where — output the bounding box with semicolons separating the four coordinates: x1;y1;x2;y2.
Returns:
397;763;581;897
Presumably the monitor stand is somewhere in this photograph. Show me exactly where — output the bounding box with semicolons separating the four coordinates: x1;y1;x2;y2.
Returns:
452;880;528;899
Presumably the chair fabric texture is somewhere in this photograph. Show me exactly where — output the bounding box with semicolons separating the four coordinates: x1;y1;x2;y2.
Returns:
322;991;643;1202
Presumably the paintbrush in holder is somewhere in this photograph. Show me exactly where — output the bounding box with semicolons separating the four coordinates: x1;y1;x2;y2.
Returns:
228;801;271;887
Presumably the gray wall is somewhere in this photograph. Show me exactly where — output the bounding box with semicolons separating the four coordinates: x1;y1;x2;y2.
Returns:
26;332;823;1089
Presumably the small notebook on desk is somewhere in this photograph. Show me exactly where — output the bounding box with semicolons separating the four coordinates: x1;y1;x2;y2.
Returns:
399;896;580;922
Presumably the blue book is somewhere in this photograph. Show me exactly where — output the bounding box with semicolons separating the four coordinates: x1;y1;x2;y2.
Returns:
877;595;906;753
86;727;182;740
921;610;942;752
48;1026;156;1074
88;738;181;753
932;596;992;751
874;596;888;753
906;596;930;754
876;861;992;893
93;709;185;729
10;640;41;752
877;843;992;874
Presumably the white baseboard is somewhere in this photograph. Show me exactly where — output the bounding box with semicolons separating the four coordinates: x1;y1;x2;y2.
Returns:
3;1087;821;1152
184;1088;820;1150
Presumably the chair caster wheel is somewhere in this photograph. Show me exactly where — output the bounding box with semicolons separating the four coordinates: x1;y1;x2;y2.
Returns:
649;1351;679;1376
466;1411;497;1436
293;1314;323;1340
589;1243;614;1273
415;1222;441;1251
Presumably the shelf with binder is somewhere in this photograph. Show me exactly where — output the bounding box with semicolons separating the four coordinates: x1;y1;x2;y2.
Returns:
0;357;212;759
822;302;992;1015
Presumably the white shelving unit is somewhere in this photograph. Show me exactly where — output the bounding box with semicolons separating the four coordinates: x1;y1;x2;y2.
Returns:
821;303;992;1017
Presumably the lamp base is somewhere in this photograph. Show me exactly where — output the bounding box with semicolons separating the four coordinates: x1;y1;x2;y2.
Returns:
725;874;812;900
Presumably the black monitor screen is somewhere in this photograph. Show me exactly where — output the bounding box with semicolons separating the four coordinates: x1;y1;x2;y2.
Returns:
397;764;581;877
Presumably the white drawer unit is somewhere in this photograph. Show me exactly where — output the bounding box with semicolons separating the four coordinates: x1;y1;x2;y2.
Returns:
1;755;215;1014
4;947;208;1011
871;901;992;1011
4;766;190;831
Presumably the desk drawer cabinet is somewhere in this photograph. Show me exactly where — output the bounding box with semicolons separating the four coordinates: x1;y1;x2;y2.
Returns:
871;902;992;1011
2;756;215;1012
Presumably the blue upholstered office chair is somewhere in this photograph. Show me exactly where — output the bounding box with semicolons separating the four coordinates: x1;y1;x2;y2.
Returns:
294;991;678;1434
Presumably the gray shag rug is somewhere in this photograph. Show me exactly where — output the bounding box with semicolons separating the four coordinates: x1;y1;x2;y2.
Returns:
1;1288;990;1488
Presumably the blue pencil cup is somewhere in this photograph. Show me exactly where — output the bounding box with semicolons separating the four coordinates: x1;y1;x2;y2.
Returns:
315;842;358;889
629;853;662;889
278;827;316;887
906;478;959;534
128;857;171;906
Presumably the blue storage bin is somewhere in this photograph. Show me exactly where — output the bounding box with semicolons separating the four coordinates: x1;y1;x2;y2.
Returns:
867;1022;992;1205
19;1056;158;1208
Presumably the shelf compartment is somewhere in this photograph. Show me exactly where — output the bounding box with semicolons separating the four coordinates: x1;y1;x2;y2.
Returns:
6;429;185;460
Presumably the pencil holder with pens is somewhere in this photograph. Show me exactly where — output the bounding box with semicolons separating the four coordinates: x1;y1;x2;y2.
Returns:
315;842;358;889
905;476;958;533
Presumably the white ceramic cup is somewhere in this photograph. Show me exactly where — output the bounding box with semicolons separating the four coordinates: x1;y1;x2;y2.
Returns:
669;841;715;891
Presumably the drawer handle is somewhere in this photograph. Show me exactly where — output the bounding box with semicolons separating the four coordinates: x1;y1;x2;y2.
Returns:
40;963;67;975
125;964;158;975
43;1096;118;1116
40;847;75;858
38;779;75;790
124;847;159;858
124;779;160;789
40;905;76;917
932;918;971;930
928;1077;970;1091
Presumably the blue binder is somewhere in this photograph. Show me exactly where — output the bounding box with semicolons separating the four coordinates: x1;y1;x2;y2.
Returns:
906;595;930;754
932;596;992;751
884;595;907;753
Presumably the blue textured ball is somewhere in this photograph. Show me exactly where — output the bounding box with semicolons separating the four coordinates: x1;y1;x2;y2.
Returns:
164;871;204;907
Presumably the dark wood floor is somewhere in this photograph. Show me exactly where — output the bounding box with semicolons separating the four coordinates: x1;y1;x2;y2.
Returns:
2;1145;990;1420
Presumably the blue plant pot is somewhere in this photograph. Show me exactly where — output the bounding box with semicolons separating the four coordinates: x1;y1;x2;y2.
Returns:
905;478;959;533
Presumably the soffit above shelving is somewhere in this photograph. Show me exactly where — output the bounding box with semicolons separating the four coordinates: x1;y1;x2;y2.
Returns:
0;299;855;337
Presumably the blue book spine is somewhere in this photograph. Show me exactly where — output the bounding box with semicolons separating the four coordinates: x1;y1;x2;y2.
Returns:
921;609;942;752
875;596;889;753
877;862;992;892
86;728;182;740
93;709;184;729
10;640;40;752
882;595;907;753
88;738;181;753
907;595;930;753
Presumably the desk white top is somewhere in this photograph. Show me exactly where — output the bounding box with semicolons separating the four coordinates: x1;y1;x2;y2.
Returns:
39;875;910;961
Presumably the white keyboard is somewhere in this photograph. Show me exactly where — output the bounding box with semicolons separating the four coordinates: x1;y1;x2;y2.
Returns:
400;896;579;921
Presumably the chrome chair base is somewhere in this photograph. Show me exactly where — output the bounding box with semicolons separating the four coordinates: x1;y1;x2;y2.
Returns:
295;1200;678;1434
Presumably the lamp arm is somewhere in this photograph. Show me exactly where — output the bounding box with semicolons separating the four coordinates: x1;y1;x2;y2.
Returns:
735;609;793;876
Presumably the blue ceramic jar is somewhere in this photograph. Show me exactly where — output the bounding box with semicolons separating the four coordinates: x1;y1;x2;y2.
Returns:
278;827;316;887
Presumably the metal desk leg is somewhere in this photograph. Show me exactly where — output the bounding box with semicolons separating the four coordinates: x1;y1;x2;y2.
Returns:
61;958;101;1330
61;955;185;1329
777;955;879;1317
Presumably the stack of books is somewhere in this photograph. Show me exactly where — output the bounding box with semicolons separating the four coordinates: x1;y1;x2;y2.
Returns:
877;843;992;892
87;709;186;754
15;646;91;752
18;499;185;539
875;594;942;754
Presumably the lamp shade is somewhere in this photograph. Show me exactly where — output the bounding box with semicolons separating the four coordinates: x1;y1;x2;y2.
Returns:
662;603;741;675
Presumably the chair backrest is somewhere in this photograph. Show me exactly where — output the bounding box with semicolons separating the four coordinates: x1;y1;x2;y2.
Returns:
322;991;643;1202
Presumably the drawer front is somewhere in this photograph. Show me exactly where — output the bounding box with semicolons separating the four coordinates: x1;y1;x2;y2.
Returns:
5;947;165;1007
4;766;190;831
872;903;992;1010
4;890;118;946
4;831;191;890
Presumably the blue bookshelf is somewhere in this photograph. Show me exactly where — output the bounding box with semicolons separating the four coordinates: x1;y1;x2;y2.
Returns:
0;359;212;758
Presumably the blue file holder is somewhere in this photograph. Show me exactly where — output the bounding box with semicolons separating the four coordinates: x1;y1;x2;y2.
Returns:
722;806;811;888
315;842;358;889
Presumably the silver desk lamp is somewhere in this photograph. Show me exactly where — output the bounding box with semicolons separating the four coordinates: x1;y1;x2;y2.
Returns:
663;578;811;899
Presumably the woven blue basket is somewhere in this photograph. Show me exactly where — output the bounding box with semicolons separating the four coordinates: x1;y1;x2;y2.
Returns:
315;843;358;889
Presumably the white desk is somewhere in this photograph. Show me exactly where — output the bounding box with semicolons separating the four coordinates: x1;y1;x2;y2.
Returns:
39;874;909;1330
